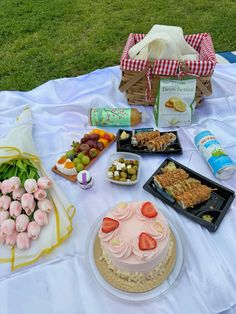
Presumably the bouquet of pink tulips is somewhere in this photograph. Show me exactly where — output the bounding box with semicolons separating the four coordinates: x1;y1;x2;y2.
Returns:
0;176;53;250
0;108;75;271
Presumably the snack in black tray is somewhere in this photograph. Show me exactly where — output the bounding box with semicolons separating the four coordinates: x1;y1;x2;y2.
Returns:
131;130;176;151
143;158;235;232
153;161;212;209
117;129;182;154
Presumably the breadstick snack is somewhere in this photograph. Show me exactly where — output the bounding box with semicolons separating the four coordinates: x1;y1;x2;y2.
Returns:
175;185;212;209
153;161;213;209
153;168;189;189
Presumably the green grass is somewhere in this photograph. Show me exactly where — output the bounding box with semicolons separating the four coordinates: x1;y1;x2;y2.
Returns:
0;0;235;91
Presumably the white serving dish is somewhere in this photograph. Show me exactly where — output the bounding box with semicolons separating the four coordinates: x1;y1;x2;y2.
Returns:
106;152;141;185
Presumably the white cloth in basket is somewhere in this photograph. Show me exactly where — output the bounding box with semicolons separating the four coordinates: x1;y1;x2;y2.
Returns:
128;25;199;62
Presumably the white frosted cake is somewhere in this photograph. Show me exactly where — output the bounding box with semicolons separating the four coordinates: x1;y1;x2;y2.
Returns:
98;201;174;283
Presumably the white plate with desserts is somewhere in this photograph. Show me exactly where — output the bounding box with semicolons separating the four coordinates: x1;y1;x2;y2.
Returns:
86;201;184;302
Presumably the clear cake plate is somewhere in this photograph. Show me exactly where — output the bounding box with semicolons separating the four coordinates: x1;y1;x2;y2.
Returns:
86;209;185;303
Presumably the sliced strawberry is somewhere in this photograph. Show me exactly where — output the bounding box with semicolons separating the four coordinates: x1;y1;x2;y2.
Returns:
103;133;111;141
102;217;119;233
141;202;158;218
139;232;157;251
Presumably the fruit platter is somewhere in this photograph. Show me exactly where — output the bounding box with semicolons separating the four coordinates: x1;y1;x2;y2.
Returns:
52;129;116;182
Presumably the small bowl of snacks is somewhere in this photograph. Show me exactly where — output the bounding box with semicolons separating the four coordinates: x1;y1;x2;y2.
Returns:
106;152;141;185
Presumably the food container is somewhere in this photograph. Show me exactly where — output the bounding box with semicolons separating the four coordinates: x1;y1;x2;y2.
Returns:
106;152;141;186
116;128;182;155
77;170;94;189
52;128;116;182
143;158;235;232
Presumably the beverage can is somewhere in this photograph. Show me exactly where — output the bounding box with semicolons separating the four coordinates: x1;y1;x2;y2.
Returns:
194;130;236;180
77;170;94;189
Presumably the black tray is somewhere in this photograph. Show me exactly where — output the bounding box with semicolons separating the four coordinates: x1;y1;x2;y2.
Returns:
116;128;182;155
143;158;235;232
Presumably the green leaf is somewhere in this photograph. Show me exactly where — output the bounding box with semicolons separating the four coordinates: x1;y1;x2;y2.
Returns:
13;167;18;177
22;159;33;167
16;160;26;171
7;166;15;178
0;163;9;172
21;173;28;184
28;169;36;179
2;164;11;175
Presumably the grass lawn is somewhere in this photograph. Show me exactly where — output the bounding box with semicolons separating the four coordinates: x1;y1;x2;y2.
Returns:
0;0;235;91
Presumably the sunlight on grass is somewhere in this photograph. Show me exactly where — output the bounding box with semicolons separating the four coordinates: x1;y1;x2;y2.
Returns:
0;0;235;90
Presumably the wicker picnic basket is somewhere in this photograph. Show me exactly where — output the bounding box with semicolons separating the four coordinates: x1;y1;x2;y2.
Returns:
119;33;217;107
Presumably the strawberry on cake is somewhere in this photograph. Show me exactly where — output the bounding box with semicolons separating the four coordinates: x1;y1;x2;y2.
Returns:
98;201;175;283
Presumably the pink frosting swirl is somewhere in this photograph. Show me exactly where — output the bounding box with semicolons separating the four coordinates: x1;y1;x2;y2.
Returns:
98;225;119;242
132;237;158;261
112;202;133;220
107;236;132;259
144;219;169;241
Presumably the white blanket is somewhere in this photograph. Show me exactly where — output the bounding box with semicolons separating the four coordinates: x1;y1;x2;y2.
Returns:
0;64;236;314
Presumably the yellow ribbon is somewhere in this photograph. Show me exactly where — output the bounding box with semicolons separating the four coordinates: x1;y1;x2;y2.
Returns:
0;146;40;164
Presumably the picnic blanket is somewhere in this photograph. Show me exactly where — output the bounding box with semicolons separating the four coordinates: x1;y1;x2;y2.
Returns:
0;63;236;314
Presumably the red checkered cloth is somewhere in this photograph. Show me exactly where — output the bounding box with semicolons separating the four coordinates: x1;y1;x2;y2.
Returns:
120;33;216;77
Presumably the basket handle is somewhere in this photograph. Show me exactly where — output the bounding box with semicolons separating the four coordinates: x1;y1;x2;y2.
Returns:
196;77;212;96
181;63;212;96
119;66;149;92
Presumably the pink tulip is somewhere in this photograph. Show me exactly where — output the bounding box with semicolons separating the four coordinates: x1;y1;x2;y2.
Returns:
27;221;41;240
0;182;1;192
8;176;21;191
37;198;53;214
37;177;52;190
1;180;11;195
21;193;34;211
16;214;29;232
0;195;11;211
16;232;31;250
34;210;48;226
12;187;25;201
24;179;38;193
34;188;47;201
0;211;9;225
9;201;22;218
5;230;18;248
1;219;15;236
24;201;36;216
0;230;6;245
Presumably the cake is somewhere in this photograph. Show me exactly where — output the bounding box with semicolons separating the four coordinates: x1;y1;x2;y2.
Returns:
98;201;175;284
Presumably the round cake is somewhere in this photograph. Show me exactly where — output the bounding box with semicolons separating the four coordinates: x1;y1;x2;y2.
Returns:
97;201;175;285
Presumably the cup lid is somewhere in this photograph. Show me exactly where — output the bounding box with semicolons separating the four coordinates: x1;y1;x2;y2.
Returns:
77;170;91;184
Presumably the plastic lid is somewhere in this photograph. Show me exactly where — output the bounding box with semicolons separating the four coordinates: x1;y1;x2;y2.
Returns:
77;170;91;184
141;111;148;123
